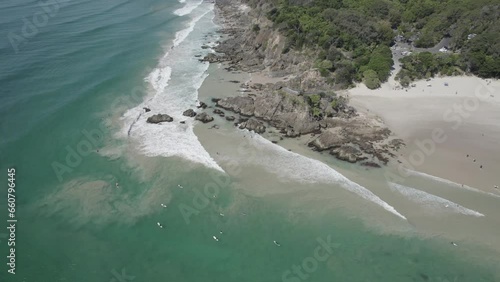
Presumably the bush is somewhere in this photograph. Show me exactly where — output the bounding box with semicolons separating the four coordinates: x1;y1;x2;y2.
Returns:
400;76;411;87
363;70;381;89
252;24;260;33
307;94;321;107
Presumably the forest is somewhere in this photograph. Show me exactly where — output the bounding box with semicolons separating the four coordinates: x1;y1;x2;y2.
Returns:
259;0;500;88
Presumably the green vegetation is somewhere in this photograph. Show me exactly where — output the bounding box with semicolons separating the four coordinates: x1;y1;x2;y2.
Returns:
252;24;260;33
330;96;347;110
307;94;322;118
260;0;499;88
363;70;381;89
396;52;465;82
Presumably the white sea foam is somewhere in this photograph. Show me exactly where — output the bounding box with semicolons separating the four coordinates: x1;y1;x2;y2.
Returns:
404;168;500;198
173;9;211;47
174;0;204;16
121;3;223;172
389;182;484;217
237;131;406;220
145;66;172;92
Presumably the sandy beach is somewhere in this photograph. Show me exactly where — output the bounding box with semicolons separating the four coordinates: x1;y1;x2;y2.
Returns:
349;76;500;192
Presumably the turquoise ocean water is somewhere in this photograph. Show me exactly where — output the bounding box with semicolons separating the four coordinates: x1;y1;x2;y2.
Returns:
0;0;499;281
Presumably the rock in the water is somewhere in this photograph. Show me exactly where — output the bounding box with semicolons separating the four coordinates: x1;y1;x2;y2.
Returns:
143;107;151;112
197;102;207;109
147;114;173;124
225;116;236;121
360;162;381;168
239;118;266;134
213;109;225;117
211;98;221;103
180;121;186;124
183;109;197;117
199;53;222;63
195;112;214;123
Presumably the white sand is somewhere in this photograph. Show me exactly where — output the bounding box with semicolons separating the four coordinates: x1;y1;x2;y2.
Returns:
349;76;500;192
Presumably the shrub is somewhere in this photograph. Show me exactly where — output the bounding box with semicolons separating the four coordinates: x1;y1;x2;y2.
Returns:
252;24;260;33
363;70;381;89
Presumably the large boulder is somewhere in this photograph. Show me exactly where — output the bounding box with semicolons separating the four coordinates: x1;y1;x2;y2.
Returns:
195;112;214;123
308;127;345;151
213;109;225;117
197;102;207;109
239;118;266;134
330;145;367;163
199;53;221;63
147;114;173;124
216;96;255;116
183;109;197;117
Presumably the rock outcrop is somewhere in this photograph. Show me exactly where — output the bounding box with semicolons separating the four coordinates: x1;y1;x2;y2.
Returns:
197;102;207;109
217;91;319;136
213;109;225;117
183;109;197;117
147;114;173;124
195;112;214;123
331;145;366;163
238;118;266;133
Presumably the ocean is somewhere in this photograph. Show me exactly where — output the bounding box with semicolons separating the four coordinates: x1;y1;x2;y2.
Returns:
0;0;499;281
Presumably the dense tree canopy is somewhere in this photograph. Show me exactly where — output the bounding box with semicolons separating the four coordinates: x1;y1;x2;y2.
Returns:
262;0;500;88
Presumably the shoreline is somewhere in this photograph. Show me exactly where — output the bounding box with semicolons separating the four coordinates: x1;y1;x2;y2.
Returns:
190;0;500;260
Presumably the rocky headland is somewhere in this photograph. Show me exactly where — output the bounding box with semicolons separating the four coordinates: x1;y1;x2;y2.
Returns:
199;0;405;166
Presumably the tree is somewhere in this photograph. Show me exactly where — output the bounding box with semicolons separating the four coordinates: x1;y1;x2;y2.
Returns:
363;70;381;89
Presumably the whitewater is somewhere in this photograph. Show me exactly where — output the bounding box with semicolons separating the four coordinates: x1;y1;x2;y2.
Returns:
121;0;223;171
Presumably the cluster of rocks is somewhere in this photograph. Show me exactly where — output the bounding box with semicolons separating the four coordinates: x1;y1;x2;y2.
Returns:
146;102;217;125
212;90;403;165
195;112;214;123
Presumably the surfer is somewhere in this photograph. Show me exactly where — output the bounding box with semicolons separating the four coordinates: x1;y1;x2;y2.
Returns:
157;222;163;228
213;236;219;242
273;241;281;246
178;184;183;189
451;242;458;247
160;203;167;208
